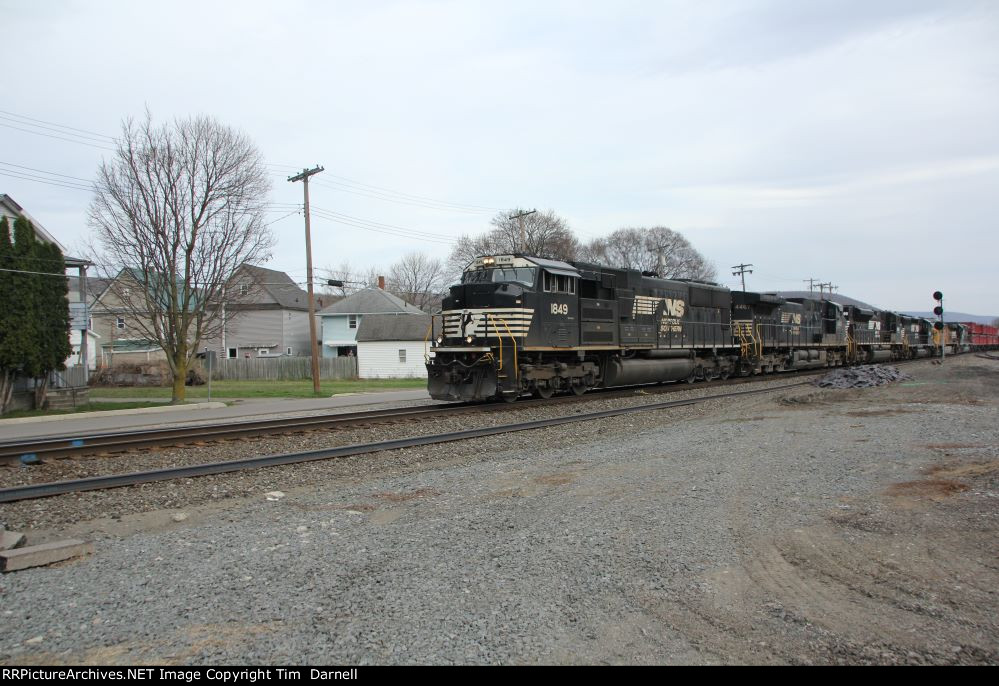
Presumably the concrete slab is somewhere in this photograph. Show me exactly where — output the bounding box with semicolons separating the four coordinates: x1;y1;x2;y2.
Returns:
0;402;227;426
0;530;27;551
0;539;94;572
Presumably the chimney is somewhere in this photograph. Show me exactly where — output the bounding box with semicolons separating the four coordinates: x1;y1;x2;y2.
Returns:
378;275;385;290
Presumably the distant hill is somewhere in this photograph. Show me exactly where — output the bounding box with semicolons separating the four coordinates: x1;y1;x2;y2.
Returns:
775;290;878;310
902;311;998;325
772;291;997;324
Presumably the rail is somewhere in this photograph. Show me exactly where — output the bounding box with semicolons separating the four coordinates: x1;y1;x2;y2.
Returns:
0;381;812;503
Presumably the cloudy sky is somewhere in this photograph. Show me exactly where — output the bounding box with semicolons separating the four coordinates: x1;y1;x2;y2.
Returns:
2;0;997;314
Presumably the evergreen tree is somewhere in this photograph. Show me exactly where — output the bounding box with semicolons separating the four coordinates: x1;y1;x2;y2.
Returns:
11;217;40;390
0;217;18;413
32;239;72;407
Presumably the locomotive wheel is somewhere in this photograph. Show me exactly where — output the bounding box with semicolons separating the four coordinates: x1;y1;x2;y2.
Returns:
570;379;587;396
686;368;698;384
533;382;555;399
499;392;519;403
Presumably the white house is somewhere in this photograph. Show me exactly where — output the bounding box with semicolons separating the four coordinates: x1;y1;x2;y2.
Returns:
355;313;432;378
320;288;426;358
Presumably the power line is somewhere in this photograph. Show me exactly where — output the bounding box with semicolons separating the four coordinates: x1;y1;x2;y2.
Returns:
309;208;455;245
0;160;94;183
267;163;501;212
310;205;453;239
0;109;117;142
0;114;114;145
0;170;93;192
731;263;753;292
263;209;301;226
0;122;115;152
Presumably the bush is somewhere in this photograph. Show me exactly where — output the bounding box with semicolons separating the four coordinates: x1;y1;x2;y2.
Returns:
90;362;172;387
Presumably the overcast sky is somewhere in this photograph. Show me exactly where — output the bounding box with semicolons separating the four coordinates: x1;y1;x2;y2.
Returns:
2;0;997;314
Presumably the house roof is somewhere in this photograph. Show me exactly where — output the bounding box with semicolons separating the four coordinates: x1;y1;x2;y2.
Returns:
320;287;425;315
1;194;90;267
67;276;111;305
236;264;312;310
355;313;432;342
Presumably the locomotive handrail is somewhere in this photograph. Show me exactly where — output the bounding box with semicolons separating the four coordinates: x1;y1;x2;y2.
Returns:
495;315;519;381
423;319;434;364
485;313;520;382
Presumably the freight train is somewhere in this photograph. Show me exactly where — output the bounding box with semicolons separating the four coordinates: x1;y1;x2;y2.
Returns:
425;254;997;402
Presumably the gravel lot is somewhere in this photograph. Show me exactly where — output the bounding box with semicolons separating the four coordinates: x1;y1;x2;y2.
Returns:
1;356;996;664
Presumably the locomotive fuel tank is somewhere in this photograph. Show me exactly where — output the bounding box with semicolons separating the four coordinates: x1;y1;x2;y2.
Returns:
602;357;696;386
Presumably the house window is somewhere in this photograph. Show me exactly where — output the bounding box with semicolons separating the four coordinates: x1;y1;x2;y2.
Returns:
258;349;270;356
398;349;406;363
349;315;358;329
228;348;237;359
116;317;125;329
286;347;293;355
239;284;248;296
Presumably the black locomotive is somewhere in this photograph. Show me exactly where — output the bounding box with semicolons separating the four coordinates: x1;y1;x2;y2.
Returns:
425;254;960;402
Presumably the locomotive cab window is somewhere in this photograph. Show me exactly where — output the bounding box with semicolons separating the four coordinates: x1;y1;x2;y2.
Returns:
462;267;537;287
543;272;576;294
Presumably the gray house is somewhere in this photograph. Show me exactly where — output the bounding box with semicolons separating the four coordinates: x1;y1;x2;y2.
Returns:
205;264;319;359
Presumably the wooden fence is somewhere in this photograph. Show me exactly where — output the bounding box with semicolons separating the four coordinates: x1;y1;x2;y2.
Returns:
51;365;89;388
205;356;358;381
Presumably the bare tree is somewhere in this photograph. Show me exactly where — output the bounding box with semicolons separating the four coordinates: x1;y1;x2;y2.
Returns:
319;261;382;298
580;226;716;281
387;252;450;312
448;208;579;276
991;317;999;329
89;112;273;402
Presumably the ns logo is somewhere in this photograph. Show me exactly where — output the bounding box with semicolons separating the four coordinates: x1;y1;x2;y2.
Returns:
661;298;685;318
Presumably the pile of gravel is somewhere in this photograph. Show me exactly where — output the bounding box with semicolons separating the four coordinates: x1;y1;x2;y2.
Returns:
813;365;910;389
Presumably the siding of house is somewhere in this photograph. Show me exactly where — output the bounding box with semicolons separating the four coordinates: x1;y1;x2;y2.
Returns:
281;310;313;356
357;341;428;378
322;314;361;357
220;309;284;357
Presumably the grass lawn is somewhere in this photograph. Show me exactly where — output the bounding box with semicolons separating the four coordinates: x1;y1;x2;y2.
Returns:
90;378;427;399
0;401;172;419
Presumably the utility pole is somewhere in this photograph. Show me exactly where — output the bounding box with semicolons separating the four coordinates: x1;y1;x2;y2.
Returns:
804;277;818;292
731;263;753;292
289;165;325;394
510;209;536;253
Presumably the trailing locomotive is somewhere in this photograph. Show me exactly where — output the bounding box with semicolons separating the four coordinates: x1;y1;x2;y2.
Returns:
425;254;986;402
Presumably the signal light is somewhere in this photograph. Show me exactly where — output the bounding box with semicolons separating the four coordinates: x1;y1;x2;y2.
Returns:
934;321;944;330
933;291;943;301
933;305;943;316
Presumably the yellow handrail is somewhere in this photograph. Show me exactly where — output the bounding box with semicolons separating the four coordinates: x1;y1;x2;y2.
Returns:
492;314;519;381
423;320;434;364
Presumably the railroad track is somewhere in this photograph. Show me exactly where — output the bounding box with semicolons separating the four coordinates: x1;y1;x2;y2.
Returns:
0;381;812;503
0;370;825;465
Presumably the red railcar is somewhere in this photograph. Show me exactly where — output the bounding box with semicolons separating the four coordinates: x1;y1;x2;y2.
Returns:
959;322;999;349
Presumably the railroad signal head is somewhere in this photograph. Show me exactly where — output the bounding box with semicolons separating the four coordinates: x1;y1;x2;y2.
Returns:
934;321;944;330
933;291;943;301
933;305;943;316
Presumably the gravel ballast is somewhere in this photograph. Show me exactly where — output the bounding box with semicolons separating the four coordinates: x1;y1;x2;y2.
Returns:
813;364;910;388
0;356;996;665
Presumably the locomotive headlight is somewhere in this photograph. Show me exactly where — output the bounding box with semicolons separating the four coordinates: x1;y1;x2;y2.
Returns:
482;256;495;265
436;335;443;345
465;335;474;344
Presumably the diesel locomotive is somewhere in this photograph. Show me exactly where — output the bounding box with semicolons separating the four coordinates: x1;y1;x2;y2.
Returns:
425;254;990;402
